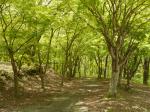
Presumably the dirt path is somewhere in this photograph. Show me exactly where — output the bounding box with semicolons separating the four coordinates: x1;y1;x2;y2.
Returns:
15;79;104;112
1;79;150;112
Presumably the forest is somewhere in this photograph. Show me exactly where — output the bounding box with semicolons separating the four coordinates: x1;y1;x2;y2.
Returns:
0;0;150;112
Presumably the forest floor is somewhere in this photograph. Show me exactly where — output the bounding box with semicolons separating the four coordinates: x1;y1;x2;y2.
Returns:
1;78;150;112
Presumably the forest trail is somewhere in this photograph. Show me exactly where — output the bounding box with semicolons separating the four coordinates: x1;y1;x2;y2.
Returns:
1;79;150;112
16;79;104;112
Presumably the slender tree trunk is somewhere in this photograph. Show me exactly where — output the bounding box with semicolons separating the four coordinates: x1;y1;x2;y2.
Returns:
40;73;45;91
9;53;19;98
100;59;103;78
39;65;45;91
37;48;45;91
61;66;65;86
78;61;81;78
104;55;108;78
97;64;101;79
123;67;127;78
61;63;64;86
97;60;102;79
108;58;120;97
61;52;68;86
126;70;131;90
46;29;53;70
72;57;80;78
143;57;149;85
118;66;123;87
95;56;102;79
84;63;87;78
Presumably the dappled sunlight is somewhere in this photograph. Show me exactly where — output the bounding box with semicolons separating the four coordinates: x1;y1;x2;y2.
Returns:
73;106;89;112
84;84;101;87
1;78;150;112
52;96;70;101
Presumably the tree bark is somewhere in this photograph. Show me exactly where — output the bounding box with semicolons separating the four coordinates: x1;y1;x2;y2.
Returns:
97;59;102;79
143;57;149;85
126;71;131;90
95;55;102;79
84;63;87;78
104;55;108;79
61;52;68;86
37;48;45;91
78;61;81;78
108;58;120;97
9;52;19;98
118;66;123;87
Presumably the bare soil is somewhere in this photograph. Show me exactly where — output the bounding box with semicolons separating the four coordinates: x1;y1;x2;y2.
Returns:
0;78;150;112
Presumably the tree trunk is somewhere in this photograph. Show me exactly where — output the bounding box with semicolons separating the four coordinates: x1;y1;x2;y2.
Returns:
104;55;108;79
9;53;19;98
143;57;149;85
61;63;64;86
126;72;130;90
78;62;81;78
97;65;101;79
97;60;102;79
61;53;69;86
118;66;123;87
40;74;45;91
108;58;120;97
39;66;45;91
37;48;45;91
84;63;87;78
95;56;102;79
